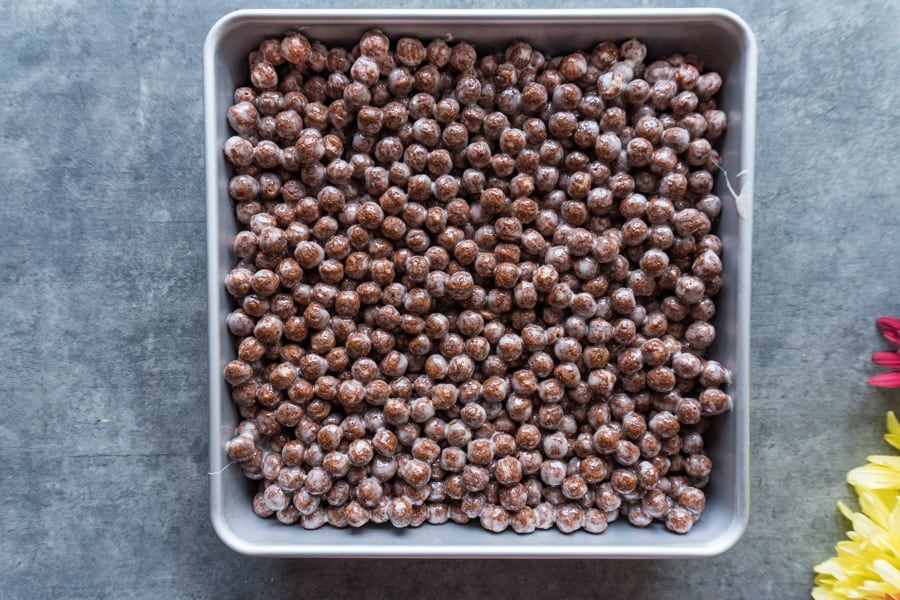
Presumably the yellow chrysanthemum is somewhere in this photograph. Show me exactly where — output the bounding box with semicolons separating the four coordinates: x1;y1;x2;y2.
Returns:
813;412;900;599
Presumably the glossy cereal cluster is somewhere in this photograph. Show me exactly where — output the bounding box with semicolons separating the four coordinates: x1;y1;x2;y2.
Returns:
222;29;731;534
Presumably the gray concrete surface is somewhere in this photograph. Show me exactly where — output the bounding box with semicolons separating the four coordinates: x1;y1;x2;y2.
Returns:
1;0;899;598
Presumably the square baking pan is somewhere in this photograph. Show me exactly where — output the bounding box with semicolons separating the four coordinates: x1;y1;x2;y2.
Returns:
205;8;755;558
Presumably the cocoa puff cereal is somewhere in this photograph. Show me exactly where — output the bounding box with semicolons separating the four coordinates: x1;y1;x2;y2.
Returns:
222;30;731;535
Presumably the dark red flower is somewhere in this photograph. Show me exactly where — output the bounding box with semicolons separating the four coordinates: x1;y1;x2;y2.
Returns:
868;317;900;388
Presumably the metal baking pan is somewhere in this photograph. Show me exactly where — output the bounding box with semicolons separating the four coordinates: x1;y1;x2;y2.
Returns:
205;8;755;558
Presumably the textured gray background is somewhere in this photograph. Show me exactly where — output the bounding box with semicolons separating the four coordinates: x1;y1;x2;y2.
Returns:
1;0;899;598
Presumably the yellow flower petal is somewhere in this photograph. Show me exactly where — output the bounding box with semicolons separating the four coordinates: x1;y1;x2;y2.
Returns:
847;462;900;489
867;455;900;470
858;490;891;530
885;411;900;451
860;561;900;595
838;500;855;520
887;411;900;435
886;433;900;451
813;560;845;578
873;559;900;585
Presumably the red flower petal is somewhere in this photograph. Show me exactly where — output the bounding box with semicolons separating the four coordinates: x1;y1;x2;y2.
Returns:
877;316;900;329
873;351;900;367
867;371;900;388
877;317;900;345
